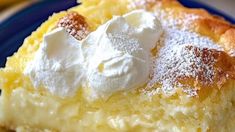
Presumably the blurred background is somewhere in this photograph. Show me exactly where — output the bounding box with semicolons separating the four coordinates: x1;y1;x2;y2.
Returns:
197;0;235;18
0;0;38;23
0;0;235;23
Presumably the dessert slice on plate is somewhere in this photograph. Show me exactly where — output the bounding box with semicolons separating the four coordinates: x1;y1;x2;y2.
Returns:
0;0;235;131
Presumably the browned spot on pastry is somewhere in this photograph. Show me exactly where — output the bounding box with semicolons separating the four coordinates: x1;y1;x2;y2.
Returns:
144;44;235;98
193;18;231;42
177;46;235;90
176;46;217;87
220;29;235;53
57;12;90;40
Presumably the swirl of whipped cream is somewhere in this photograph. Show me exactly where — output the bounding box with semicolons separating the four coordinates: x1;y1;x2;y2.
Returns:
84;10;163;97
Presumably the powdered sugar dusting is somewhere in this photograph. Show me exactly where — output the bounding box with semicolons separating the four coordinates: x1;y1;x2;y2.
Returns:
129;0;201;31
145;12;222;96
128;1;225;97
128;0;156;9
108;33;140;54
146;28;222;97
154;10;200;31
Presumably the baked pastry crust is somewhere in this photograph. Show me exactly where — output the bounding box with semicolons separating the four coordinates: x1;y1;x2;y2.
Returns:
0;0;235;131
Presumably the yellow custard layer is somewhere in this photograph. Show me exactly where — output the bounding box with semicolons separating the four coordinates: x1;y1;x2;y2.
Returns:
1;82;235;131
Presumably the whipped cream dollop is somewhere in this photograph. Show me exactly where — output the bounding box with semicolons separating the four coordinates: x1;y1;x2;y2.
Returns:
25;10;163;98
25;28;85;97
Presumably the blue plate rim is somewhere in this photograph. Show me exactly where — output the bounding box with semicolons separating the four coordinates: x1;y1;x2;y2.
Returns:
178;0;235;24
0;0;77;67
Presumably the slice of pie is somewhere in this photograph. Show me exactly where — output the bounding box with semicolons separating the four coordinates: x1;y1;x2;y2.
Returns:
1;0;235;131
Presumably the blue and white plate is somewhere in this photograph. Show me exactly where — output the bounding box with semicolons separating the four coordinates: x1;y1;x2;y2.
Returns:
0;0;234;67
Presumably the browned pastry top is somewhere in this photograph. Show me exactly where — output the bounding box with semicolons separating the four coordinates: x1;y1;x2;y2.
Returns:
57;12;90;40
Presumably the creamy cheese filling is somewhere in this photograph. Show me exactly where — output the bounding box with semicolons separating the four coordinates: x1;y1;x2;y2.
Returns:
24;10;163;98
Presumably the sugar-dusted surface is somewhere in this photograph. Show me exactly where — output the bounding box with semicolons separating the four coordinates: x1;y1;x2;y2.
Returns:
147;28;222;96
146;9;225;96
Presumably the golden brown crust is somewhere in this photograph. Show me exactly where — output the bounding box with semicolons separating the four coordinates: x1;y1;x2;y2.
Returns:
168;0;235;95
160;0;235;86
177;46;235;89
130;0;235;96
136;0;234;44
133;0;235;51
220;28;235;52
165;0;235;50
